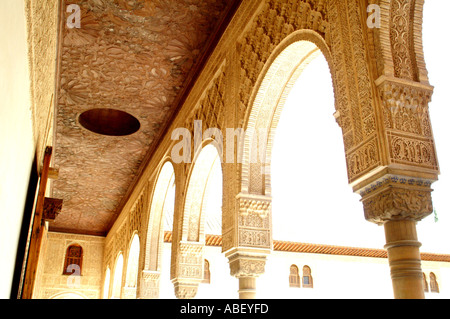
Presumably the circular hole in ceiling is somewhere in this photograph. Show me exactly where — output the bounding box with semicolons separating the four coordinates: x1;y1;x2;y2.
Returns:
78;108;140;136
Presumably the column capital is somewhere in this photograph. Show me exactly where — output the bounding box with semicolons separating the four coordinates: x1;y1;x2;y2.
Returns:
360;181;433;225
172;281;198;299
225;247;269;278
137;270;160;299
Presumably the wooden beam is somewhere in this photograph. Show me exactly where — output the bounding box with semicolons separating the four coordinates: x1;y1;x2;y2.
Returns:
48;167;59;180
21;146;52;299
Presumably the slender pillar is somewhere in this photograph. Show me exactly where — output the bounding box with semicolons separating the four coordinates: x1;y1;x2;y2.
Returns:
361;182;434;299
384;220;424;299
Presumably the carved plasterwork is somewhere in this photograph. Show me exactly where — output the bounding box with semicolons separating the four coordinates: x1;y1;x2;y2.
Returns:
390;0;417;80
24;0;59;162
138;270;160;299
171;242;203;299
176;242;204;280
236;194;271;249
376;78;439;172
238;0;329;119
237;194;271;218
371;0;429;83
173;282;198;300
346;137;380;181
378;79;433;136
356;174;433;198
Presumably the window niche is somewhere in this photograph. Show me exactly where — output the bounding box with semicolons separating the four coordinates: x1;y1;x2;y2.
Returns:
289;265;300;288
302;265;313;288
63;244;83;276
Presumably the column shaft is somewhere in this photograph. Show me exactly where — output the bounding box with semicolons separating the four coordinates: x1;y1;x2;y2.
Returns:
238;277;257;299
384;220;425;299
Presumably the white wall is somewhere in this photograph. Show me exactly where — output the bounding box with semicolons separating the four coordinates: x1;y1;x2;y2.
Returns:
0;0;34;299
159;243;450;299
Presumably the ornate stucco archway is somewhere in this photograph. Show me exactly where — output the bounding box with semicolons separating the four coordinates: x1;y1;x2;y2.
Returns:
139;159;175;299
171;142;223;299
104;0;439;300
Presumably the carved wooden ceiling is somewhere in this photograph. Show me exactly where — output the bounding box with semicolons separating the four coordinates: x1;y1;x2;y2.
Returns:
50;0;240;236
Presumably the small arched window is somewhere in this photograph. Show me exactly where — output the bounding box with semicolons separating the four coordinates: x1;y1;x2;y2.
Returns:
302;265;313;288
430;273;439;293
203;259;211;284
423;273;429;293
289;265;300;288
63;244;83;275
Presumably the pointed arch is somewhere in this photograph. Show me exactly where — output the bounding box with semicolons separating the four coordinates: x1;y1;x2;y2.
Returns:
103;267;111;299
124;233;140;298
289;265;300;288
171;142;223;297
430;272;439;293
112;253;124;299
240;30;335;197
62;244;83;275
144;160;176;272
182;142;222;243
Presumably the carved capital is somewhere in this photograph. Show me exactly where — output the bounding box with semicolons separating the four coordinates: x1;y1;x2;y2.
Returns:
362;185;433;225
172;281;198;300
138;270;160;299
225;248;269;278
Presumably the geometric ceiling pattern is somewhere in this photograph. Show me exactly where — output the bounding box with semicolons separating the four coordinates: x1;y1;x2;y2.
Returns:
51;0;240;236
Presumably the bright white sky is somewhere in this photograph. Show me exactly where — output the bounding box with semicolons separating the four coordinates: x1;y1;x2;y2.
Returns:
271;0;450;254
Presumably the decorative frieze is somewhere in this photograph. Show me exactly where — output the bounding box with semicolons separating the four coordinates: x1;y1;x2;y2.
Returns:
176;242;204;280
377;78;433;137
346;137;380;182
356;174;433;198
389;0;417;81
237;194;271;218
236;194;271;249
388;134;437;169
